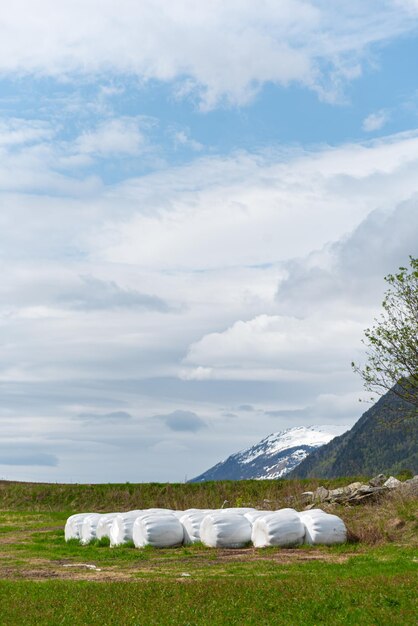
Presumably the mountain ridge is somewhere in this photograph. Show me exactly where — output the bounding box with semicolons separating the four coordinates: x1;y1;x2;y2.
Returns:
189;425;345;482
289;390;418;478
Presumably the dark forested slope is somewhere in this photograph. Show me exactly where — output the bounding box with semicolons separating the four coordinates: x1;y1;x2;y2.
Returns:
289;390;418;479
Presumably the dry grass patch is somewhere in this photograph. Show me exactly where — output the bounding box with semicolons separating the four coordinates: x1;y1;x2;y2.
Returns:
332;488;418;545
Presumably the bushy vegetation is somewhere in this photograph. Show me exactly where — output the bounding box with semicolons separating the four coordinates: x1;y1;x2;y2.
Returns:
352;256;418;412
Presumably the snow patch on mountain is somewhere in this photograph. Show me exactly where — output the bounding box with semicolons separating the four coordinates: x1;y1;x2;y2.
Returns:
190;425;346;482
238;425;343;465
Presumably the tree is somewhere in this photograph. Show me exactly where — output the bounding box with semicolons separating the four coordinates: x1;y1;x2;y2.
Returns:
352;256;418;414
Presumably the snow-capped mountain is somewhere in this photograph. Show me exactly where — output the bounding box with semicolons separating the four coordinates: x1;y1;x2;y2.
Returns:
189;425;346;482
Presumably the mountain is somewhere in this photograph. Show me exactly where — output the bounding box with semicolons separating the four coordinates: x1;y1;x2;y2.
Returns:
189;425;344;482
289;390;418;479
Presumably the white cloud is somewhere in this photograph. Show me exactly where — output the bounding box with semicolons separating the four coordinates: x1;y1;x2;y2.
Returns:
172;130;203;152
179;366;214;381
392;0;418;11
266;391;364;421
90;130;418;271
276;200;418;312
0;114;157;194
74;117;148;156
181;193;418;388
362;109;390;132
183;314;364;379
0;1;415;108
1;124;418;480
0;118;53;147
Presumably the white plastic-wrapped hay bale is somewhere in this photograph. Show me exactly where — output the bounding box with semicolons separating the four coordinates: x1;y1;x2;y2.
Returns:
299;509;347;545
180;510;212;545
244;510;267;524
109;510;143;546
251;508;305;548
109;509;175;546
80;513;103;544
200;512;252;548
133;513;184;548
96;513;120;540
65;513;94;542
221;507;255;515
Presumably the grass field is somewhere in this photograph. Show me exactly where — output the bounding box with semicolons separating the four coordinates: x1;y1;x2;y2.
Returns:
0;476;370;512
0;479;417;625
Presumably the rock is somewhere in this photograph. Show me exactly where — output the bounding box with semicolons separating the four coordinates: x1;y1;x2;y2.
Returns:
357;484;378;493
300;477;395;508
368;474;387;487
400;476;418;496
301;491;314;503
313;486;329;502
342;485;387;504
345;482;363;492
384;476;402;489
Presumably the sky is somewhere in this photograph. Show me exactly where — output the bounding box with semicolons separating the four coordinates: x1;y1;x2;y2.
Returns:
1;0;418;483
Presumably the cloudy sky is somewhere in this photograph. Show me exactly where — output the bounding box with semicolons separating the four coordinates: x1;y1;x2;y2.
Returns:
1;1;418;482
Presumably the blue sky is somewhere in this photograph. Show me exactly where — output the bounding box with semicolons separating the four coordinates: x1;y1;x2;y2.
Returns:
0;0;418;482
2;29;418;178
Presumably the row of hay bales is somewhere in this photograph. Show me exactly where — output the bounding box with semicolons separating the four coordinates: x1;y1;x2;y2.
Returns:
65;507;347;549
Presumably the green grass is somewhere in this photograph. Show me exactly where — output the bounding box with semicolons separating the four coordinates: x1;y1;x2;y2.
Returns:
0;548;417;626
